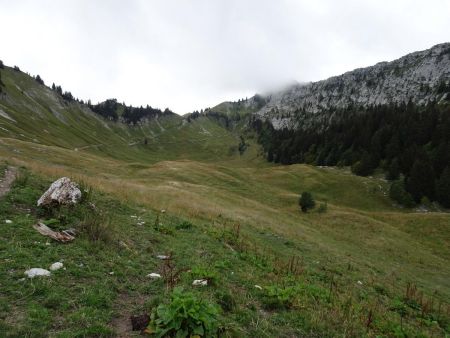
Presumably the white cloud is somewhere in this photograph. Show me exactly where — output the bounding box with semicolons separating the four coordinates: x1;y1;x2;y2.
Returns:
0;0;449;114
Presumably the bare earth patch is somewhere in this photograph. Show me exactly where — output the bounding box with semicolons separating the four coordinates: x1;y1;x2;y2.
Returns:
0;166;17;198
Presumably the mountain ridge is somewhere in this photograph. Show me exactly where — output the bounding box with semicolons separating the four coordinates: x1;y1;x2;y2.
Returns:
253;42;450;130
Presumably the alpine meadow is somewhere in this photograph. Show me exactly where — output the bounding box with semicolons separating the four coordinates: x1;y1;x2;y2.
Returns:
0;3;450;337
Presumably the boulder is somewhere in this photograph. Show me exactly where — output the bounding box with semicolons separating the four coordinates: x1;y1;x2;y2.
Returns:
37;177;81;207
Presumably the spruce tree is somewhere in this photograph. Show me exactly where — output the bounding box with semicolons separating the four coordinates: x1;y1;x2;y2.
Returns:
299;192;315;212
386;158;400;180
436;167;450;208
406;155;436;203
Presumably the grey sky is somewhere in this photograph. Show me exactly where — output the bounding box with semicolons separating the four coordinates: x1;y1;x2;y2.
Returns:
1;0;449;114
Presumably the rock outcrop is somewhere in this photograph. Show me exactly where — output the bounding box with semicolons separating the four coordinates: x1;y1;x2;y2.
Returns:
255;43;450;130
37;177;81;206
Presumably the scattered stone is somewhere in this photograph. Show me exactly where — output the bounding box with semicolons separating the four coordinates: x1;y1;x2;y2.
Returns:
254;285;263;290
109;271;114;275
49;262;64;271
146;273;162;279
192;279;208;286
357;280;363;285
24;268;51;278
5;220;12;224
156;255;170;260
37;177;82;207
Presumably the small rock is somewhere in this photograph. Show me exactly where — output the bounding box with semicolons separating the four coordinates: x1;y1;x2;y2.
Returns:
357;280;363;285
24;268;51;278
5;220;12;224
109;271;114;275
146;273;162;279
156;255;170;260
49;262;63;271
192;279;208;286
254;285;263;290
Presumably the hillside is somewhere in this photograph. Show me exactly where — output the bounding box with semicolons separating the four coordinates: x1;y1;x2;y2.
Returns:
0;55;450;337
255;43;450;130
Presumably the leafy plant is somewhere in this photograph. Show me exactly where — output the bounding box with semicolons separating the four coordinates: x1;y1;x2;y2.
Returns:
146;287;220;337
260;285;297;310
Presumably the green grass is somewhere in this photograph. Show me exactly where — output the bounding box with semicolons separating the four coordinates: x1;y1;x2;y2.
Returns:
0;67;449;336
0;170;448;337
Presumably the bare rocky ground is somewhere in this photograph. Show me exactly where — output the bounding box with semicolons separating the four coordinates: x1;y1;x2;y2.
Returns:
0;166;17;198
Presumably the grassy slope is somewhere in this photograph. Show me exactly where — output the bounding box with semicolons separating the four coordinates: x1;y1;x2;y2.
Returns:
0;67;449;336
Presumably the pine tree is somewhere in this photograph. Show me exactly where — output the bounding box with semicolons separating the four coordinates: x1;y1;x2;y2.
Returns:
299;192;315;212
406;155;436;203
386;158;400;180
436;167;450;208
35;75;44;85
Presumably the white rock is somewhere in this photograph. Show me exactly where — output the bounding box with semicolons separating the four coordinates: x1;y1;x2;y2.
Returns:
49;262;63;271
254;285;263;290
5;220;12;224
192;279;208;286
156;255;170;260
37;177;81;206
147;273;162;279
357;280;363;285
24;268;51;278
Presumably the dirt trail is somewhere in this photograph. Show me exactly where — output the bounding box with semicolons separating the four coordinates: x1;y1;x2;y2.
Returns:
0;166;17;198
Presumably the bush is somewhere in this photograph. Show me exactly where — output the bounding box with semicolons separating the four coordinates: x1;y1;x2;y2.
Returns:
147;287;220;337
299;192;315;212
389;180;415;207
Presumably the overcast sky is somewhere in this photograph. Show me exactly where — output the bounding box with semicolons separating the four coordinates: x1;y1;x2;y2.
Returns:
1;0;449;114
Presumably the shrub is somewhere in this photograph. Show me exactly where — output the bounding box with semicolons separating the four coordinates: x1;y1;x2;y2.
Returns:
389;180;415;207
147;287;220;337
299;192;315;212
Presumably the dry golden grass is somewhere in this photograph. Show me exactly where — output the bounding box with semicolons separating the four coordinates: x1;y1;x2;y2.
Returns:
1;136;450;300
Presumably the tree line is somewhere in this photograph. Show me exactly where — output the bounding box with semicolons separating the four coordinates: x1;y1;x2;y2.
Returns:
252;101;450;208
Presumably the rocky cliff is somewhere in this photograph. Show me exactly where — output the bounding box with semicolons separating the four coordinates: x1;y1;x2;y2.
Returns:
256;43;450;130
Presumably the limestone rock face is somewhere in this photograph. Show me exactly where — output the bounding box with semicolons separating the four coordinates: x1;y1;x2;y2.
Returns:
37;177;81;206
255;43;450;130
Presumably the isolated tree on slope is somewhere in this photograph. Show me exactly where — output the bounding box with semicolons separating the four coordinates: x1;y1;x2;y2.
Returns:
299;192;315;212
